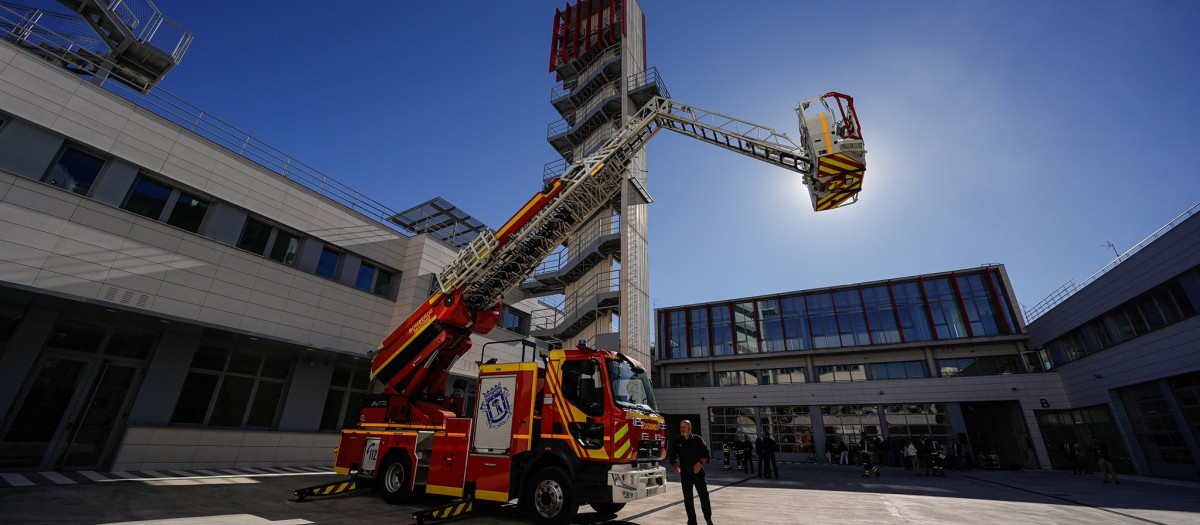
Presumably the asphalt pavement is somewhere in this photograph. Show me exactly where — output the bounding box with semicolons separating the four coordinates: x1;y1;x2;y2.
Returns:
1;461;1198;524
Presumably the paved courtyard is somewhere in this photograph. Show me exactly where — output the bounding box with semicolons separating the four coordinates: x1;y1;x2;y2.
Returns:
1;461;1198;524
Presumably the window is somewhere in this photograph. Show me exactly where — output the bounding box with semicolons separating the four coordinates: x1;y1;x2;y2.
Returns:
957;274;1002;336
869;361;927;380
669;372;709;388
43;145;105;195
166;191;210;233
170;347;292;428
862;285;901;344
123;178;172;219
319;355;371;431
762;367;807;385
710;305;734;356
937;356;1020;377
924;278;967;339
833;290;870;347
779;295;811;351
688;307;710;358
815;364;866;383
807;293;841;349
883;403;950;443
666;310;686;359
732;301;758;354
354;261;397;298
236;217;304;266
120;175;211;234
315;246;343;279
757;298;785;352
1120;382;1193;464
502;307;530;335
822;405;881;450
892;282;932;342
716;370;759;387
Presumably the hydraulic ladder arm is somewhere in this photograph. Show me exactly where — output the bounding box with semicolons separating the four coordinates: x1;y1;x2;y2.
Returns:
368;93;866;425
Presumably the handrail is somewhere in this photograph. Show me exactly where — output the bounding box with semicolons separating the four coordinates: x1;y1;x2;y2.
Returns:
1024;201;1200;323
527;213;621;278
0;4;410;234
530;269;620;332
629;67;670;100
550;44;622;101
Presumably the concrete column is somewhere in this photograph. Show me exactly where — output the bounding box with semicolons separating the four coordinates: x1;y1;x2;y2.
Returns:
277;352;335;432
810;404;826;463
1108;390;1150;476
125;326;202;425
1158;379;1200;471
923;347;937;377
90;159;138;207
947;402;969;443
0;307;58;413
0;120;63;179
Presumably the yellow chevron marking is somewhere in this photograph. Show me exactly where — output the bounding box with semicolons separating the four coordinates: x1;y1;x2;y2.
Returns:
821;156;859;171
615;440;631;459
615;423;628;441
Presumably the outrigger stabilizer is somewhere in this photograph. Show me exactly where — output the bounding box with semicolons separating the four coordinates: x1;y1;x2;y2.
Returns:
412;498;475;524
290;477;366;502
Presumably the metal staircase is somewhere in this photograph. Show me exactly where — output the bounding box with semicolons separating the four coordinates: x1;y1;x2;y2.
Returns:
0;0;191;91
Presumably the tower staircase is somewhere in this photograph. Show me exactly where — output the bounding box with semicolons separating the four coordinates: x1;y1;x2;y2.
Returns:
0;0;191;92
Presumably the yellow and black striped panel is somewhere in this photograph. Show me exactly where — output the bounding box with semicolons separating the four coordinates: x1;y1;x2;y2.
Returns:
431;501;473;519
612;421;631;460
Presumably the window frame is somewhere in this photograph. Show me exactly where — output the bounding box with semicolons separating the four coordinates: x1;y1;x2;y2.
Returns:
354;260;398;299
236;215;306;267
42;143;108;197
170;346;293;429
315;245;344;280
120;174;213;234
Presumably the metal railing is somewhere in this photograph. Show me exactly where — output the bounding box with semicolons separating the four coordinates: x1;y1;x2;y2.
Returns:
530;269;620;332
628;67;670;100
0;4;407;231
550;44;622;101
0;2;103;52
1023;201;1200;323
106;0;193;61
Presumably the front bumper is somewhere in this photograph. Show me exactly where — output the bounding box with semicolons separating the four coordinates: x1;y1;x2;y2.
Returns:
606;463;668;503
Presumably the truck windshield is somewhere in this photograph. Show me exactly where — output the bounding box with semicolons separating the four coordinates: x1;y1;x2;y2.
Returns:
607;357;657;413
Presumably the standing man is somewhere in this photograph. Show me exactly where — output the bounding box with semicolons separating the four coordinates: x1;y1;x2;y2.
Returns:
1064;440;1082;475
667;420;714;525
758;431;779;479
1090;437;1120;484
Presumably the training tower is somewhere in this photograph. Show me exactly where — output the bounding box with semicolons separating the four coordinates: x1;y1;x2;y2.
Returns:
525;0;663;365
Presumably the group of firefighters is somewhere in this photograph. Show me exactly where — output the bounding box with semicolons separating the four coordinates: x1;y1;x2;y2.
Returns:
723;432;953;479
720;433;780;478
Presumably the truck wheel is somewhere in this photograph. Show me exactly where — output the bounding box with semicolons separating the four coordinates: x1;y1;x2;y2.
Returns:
590;502;626;515
524;466;577;525
377;453;413;504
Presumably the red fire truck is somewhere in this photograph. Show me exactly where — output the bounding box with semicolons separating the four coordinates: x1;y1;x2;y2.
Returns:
293;89;865;524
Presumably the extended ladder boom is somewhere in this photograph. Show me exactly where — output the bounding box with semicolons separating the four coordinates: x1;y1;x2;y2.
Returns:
370;94;866;419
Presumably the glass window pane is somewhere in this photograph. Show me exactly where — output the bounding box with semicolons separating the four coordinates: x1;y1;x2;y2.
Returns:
170;373;218;424
373;269;395;297
192;347;229;371
246;381;283;427
237;218;273;255
166;192;210;233
44;320;106;353
122;178;172;219
688;308;710;357
316;248;341;279
710;305;733;356
44;147;105;195
319;389;345;431
104;330;155;359
208;376;254;427
260;355;292;380
343;391;366;430
227;350;261;375
355;264;377;292
268;231;302;266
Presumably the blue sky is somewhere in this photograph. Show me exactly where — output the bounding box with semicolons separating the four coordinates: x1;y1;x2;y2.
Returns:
102;1;1200;316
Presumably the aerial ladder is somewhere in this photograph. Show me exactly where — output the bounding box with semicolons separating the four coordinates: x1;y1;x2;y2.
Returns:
307;92;866;525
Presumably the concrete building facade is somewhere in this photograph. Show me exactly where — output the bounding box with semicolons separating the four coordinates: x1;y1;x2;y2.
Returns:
0;16;542;473
653;210;1200;481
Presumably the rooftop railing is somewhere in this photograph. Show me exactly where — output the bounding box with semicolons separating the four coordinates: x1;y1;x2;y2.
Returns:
1023;201;1200;323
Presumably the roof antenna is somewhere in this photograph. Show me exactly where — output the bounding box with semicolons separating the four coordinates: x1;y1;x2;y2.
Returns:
1101;241;1119;258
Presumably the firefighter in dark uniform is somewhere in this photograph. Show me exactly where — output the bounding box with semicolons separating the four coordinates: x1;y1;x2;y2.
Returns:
739;434;755;474
931;438;945;477
860;432;880;478
667;420;714;525
722;436;732;470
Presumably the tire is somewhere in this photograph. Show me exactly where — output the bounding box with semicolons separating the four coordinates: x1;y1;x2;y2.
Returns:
523;466;578;525
376;453;414;504
589;502;626;515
